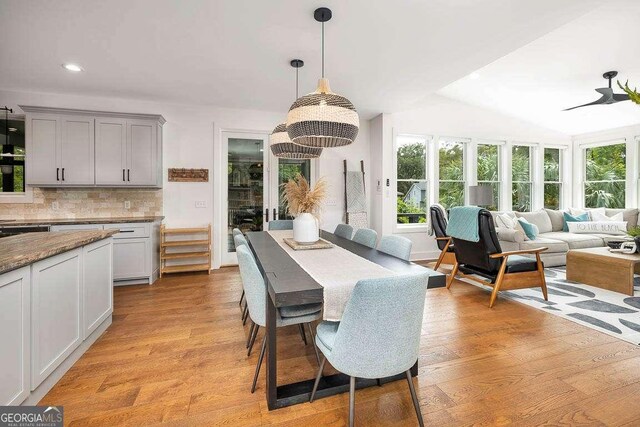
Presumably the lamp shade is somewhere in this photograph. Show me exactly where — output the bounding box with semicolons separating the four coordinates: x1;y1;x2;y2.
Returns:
269;123;323;159
468;185;493;206
286;78;359;148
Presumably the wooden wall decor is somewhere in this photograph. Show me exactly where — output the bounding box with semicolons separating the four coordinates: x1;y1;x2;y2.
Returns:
168;168;209;182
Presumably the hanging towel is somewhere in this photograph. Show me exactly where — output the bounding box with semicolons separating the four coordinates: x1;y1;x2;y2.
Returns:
446;206;483;242
427;203;447;236
346;171;367;213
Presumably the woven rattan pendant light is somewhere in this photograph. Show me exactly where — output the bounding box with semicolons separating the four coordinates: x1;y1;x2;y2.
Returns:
270;60;323;159
286;7;359;148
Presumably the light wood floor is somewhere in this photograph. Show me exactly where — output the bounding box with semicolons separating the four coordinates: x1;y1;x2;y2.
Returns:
40;266;640;426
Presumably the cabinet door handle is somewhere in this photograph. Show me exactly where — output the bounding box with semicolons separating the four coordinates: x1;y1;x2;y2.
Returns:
127;169;130;182
56;168;60;181
123;169;125;181
265;208;269;222
61;168;65;181
118;229;135;233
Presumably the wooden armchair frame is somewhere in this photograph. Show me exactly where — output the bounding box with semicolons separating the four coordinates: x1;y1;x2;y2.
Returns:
447;247;548;308
434;237;456;271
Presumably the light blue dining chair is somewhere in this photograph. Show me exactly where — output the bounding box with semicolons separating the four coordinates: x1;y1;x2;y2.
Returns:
378;235;413;261
334;223;354;240
233;229;247;308
351;228;378;249
268;220;293;230
232;228;243;237
309;272;429;427
236;245;323;393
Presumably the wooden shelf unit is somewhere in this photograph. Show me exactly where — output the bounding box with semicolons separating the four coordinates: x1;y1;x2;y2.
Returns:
160;224;211;277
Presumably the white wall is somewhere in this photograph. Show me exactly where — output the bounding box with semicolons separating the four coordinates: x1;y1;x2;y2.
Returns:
370;95;571;260
0;88;370;268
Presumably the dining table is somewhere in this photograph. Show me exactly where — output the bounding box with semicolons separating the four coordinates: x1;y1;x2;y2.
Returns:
245;229;447;410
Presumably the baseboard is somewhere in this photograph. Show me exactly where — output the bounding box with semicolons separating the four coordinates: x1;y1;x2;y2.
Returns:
22;315;112;406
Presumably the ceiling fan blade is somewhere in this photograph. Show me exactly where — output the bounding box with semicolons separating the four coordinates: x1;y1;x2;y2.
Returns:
613;93;631;102
563;95;609;111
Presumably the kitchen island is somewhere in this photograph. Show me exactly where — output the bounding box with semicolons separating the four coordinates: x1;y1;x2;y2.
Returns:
0;230;116;406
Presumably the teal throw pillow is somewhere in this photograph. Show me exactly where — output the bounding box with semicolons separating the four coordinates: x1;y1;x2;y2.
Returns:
563;212;589;232
517;218;538;240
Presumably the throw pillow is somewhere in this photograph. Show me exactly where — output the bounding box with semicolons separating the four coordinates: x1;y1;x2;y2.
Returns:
563;212;589;232
517;218;539;240
544;209;566;232
569;207;605;220
590;210;624;222
495;213;516;229
515;210;553;234
567;221;627;235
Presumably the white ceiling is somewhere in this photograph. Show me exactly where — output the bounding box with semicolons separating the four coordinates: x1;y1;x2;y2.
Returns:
0;0;603;119
438;0;640;135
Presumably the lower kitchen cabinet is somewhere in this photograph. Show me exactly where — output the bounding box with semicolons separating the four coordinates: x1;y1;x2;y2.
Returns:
0;267;30;406
30;249;83;390
83;239;114;339
112;238;149;281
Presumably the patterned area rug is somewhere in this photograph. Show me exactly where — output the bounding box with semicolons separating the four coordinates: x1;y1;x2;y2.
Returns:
460;267;640;345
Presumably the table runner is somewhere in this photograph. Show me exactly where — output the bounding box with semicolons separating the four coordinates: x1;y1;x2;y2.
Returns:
267;230;397;321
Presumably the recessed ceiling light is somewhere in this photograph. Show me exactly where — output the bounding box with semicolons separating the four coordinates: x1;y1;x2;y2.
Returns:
62;63;84;72
469;72;480;80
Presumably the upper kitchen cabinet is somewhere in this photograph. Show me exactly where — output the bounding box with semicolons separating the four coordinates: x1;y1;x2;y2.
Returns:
22;106;165;188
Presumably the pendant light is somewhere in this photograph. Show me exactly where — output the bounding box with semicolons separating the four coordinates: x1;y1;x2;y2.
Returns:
270;60;323;159
286;7;359;148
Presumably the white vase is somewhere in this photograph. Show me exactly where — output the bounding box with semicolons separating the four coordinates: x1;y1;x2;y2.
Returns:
293;213;319;243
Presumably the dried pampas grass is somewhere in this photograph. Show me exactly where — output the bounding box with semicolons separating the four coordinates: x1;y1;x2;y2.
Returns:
282;174;327;217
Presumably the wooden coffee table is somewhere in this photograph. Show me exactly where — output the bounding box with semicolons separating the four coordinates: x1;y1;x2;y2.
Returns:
566;247;640;296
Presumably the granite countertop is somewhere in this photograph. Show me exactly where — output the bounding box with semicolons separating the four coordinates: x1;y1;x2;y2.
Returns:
0;230;118;275
0;216;164;227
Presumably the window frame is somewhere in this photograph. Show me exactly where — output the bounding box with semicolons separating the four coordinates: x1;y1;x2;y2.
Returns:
476;141;502;211
582;140;627;209
393;133;432;232
543;147;563;210
0;112;32;204
511;144;533;212
437;137;468;210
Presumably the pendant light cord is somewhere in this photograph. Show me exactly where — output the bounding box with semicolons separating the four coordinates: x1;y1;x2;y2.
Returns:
295;65;299;99
321;21;325;78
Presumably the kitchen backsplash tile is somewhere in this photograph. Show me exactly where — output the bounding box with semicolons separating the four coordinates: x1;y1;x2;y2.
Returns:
0;188;162;220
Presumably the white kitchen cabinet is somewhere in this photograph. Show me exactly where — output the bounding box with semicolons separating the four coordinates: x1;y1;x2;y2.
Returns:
82;239;113;339
60;116;95;185
26;113;60;185
25;114;94;186
95;118;127;185
0;267;30;406
51;221;159;285
22;106;164;188
31;249;82;390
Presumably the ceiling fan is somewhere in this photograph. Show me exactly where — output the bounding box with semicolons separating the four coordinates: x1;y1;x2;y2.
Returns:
564;71;630;111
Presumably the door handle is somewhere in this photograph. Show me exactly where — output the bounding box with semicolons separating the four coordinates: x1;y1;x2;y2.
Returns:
56;168;60;181
127;169;130;182
265;208;269;222
61;168;65;181
273;208;277;221
123;169;125;181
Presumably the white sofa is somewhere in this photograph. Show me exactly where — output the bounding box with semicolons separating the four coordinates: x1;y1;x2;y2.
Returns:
492;208;639;267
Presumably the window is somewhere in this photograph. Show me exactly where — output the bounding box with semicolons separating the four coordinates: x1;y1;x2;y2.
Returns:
0;113;31;203
438;139;465;209
512;145;532;212
477;143;500;210
396;135;428;225
584;142;626;208
543;148;562;210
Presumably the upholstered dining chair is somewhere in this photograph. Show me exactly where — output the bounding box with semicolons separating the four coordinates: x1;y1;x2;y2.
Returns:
309;272;430;427
268;220;293;230
236;245;323;393
334;223;354;240
447;208;548;308
351;228;378;249
233;233;252;325
429;205;456;271
378;235;412;261
232;228;243;237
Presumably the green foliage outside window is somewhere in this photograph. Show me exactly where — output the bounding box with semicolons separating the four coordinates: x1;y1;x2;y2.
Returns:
584;143;626;208
439;141;464;209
